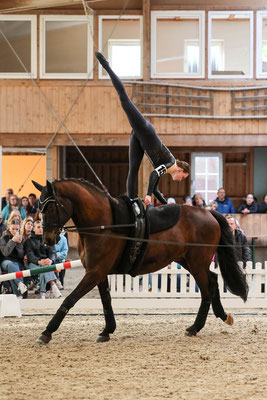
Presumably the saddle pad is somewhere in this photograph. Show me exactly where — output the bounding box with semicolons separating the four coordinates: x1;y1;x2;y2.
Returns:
147;204;181;234
109;195;134;234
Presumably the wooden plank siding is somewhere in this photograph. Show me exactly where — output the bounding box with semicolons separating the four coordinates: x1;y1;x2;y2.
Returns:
0;83;267;147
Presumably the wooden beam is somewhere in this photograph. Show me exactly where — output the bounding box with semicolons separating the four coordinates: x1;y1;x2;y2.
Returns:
142;0;150;81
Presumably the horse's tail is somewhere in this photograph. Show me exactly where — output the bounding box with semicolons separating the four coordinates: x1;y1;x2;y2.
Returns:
210;210;248;302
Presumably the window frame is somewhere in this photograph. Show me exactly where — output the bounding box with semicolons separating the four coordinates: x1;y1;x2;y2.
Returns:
39;15;93;80
0;15;37;79
98;15;143;80
151;10;205;79
256;11;267;78
208;11;253;79
191;153;223;204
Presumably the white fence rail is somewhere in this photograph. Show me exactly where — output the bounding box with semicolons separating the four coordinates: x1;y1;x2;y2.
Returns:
108;262;267;309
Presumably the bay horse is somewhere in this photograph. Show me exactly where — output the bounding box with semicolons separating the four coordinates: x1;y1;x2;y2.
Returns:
32;179;248;344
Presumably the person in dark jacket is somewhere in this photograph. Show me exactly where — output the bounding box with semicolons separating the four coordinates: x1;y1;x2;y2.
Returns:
226;215;252;264
257;194;267;213
214;188;235;214
24;220;62;299
237;193;257;214
0;220;27;297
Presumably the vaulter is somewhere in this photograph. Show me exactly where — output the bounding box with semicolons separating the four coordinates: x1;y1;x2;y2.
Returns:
95;52;190;206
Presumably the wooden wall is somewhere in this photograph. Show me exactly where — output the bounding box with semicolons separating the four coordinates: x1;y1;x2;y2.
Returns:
0;83;267;147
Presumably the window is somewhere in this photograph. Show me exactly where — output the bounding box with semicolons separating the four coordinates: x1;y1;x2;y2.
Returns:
40;15;93;79
256;12;267;77
0;15;37;79
151;11;205;78
208;11;253;79
98;16;142;79
191;153;222;205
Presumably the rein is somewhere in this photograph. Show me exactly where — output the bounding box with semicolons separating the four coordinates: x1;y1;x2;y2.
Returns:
64;223;137;232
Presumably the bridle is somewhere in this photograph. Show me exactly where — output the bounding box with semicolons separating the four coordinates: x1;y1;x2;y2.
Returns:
39;184;70;234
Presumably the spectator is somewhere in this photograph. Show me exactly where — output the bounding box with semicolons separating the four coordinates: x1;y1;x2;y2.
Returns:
0;213;5;236
6;210;23;227
183;196;193;206
34;210;43;222
257;194;267;213
208;200;218;211
1;188;13;210
226;215;252;264
0;220;27;297
237;194;257;214
2;195;26;221
214;188;235;214
25;220;62;299
27;193;38;215
167;197;176;204
20;216;34;241
21;196;29;216
192;193;206;208
54;231;69;289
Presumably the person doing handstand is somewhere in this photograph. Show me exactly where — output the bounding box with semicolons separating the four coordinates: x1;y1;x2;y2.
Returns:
95;52;190;206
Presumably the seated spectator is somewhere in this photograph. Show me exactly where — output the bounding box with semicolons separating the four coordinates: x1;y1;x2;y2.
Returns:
34;210;43;222
237;194;257;214
21;196;29;216
1;188;13;210
54;230;69;289
27;193;39;215
6;210;23;227
2;194;26;221
214;188;235;214
183;196;192;206
0;220;27;297
207;200;218;211
0;213;5;236
25;220;62;299
167;197;176;204
226;215;252;264
192;193;206;208
257;194;267;213
20;216;34;241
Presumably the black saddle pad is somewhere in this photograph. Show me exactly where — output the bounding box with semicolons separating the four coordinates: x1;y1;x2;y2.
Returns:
147;204;181;234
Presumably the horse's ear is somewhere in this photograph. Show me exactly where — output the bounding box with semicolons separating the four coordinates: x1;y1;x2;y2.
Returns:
32;180;44;193
46;180;54;195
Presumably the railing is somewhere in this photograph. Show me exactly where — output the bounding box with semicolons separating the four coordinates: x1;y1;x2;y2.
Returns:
132;82;214;117
108;261;267;309
231;86;267;116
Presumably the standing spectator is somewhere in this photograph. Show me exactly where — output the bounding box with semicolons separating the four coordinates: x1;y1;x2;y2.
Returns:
25;220;62;299
20;196;29;217
54;231;69;289
237;194;258;214
183;196;193;206
214;188;235;214
226;215;252;264
0;220;27;297
257;194;267;213
0;213;5;236
2;195;26;221
27;193;39;215
192;193;206;208
1;188;13;210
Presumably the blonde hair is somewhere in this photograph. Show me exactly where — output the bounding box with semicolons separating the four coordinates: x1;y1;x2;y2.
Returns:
20;217;34;238
6;210;22;227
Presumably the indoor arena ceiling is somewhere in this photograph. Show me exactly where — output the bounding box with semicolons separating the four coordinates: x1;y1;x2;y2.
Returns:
0;0;143;13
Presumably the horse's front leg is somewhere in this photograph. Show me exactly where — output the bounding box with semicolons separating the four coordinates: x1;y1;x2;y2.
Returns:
36;270;102;344
97;277;116;342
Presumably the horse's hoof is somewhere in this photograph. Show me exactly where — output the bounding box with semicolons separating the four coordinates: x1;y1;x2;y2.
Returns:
36;334;51;344
224;313;234;326
185;326;197;337
96;334;110;343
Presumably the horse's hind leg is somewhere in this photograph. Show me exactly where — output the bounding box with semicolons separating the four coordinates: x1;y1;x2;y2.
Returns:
36;271;101;344
210;271;234;326
185;265;211;336
97;277;116;342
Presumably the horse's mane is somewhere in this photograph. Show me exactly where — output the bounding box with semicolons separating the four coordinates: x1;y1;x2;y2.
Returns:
53;178;117;202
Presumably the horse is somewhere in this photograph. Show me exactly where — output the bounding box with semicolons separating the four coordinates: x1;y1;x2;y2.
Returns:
32;179;248;344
